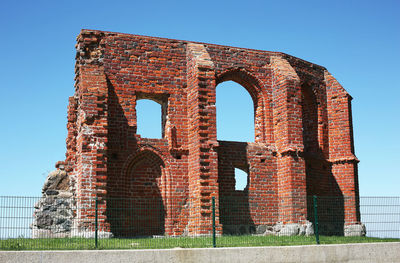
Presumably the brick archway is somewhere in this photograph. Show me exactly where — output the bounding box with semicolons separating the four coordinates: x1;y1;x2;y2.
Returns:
109;150;166;237
216;68;272;144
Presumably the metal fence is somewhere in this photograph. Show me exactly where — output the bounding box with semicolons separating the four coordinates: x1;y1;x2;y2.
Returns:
0;196;399;250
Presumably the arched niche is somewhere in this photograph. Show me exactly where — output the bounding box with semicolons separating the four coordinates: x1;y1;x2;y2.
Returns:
301;84;319;154
109;150;166;237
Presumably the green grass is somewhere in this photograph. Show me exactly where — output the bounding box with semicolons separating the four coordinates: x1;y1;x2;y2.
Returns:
1;235;399;251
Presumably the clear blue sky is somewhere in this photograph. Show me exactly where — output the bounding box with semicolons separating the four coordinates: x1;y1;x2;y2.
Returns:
0;0;399;197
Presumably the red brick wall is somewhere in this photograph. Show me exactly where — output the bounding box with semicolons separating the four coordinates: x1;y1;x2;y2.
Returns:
60;29;360;236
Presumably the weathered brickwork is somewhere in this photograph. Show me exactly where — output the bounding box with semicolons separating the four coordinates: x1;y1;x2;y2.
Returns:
48;29;360;237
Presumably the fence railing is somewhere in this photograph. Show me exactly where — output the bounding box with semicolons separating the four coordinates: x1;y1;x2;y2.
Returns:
0;196;399;250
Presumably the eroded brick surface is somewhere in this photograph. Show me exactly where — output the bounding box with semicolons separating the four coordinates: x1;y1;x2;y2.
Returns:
55;29;360;236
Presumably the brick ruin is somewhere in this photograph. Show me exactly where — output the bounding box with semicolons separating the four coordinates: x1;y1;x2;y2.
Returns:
32;29;363;238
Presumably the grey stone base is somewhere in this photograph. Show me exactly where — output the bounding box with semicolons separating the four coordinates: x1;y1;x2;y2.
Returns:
275;221;314;236
32;229;114;239
31;168;75;239
222;221;314;237
32;223;366;239
71;231;114;239
344;224;366;237
31;228;71;239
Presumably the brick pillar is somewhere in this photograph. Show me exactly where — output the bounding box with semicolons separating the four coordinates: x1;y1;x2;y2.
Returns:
73;31;110;235
271;56;307;224
186;43;220;235
325;71;360;225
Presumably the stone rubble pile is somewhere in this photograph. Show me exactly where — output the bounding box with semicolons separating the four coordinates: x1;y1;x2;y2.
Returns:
31;168;74;238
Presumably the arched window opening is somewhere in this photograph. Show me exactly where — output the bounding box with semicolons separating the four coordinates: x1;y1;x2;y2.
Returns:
234;168;248;191
216;81;254;142
136;99;163;139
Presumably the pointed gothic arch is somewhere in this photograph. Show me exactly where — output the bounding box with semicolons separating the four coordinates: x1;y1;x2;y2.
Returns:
216;68;272;143
109;150;166;237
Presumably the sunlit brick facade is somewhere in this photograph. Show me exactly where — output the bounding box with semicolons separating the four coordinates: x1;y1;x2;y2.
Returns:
57;29;360;236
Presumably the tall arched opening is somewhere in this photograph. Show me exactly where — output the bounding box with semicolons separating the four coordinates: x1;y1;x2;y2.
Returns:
216;80;255;142
215;69;270;235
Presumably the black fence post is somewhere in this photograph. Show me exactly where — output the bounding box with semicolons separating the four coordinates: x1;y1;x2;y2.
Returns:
95;197;98;249
313;195;320;244
212;196;216;248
